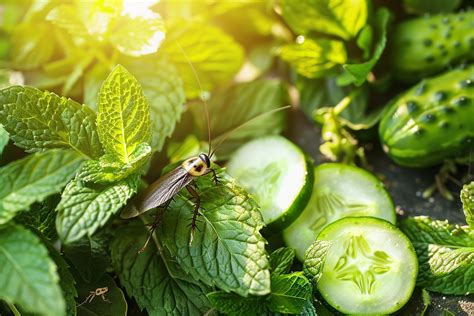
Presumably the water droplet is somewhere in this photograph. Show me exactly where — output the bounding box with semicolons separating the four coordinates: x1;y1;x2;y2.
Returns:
433;91;447;102
415;82;427;95
406;101;418;113
422;113;436;123
459;79;473;88
440;106;454;114
439;121;450;129
453;96;470;107
296;35;305;44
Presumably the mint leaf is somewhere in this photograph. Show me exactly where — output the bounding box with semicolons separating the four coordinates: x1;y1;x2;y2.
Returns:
281;0;368;40
63;234;111;284
193;79;288;158
158;168;271;296
10;22;55;70
338;8;391;86
41;235;78;316
109;13;165;57
46;4;89;38
461;182;474;228
15;196;60;242
83;63;109;112
207;292;268;316
300;299;317;316
167;135;202;163
0;124;8;155
121;57;185;151
97;65;151;164
279;39;347;78
268;272;312;314
0;149;83;225
76;273;127;316
269;247;296;275
0;224;65;316
0;86;102;158
111;221;212;315
400;216;474;295
421;289;431;316
303;240;332;284
78;143;151;184
163;22;244;98
56;176;138;244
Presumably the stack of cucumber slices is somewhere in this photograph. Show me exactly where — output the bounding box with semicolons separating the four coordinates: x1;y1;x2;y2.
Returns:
227;135;418;315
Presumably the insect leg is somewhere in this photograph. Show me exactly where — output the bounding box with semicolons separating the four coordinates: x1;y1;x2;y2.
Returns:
138;199;172;254
186;184;201;245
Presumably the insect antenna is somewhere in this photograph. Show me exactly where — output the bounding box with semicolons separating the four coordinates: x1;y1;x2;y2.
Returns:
174;40;213;157
209;105;291;158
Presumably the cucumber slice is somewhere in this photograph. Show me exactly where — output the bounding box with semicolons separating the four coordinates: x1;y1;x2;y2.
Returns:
315;217;418;315
284;163;396;260
226;136;313;231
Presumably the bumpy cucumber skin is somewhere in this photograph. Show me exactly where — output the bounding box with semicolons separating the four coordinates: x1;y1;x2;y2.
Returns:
379;65;474;167
391;10;474;82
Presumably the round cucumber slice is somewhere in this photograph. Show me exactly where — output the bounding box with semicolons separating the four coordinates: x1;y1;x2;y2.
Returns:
315;217;418;315
284;163;396;261
226;136;313;231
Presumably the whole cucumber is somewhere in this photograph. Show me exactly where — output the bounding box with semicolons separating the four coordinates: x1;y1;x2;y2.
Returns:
379;65;474;167
391;10;474;82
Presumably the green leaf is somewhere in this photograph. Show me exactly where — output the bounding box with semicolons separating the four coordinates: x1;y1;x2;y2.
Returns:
279;38;347;79
10;22;55;70
97;65;151;164
110;221;212;316
461;182;474;228
269;247;296;275
15;195;60;242
56;176;138;244
0;124;8;155
400;216;474;295
356;25;373;59
167;135;201;163
108;13;165;57
403;0;462;15
162;21;244;98
0;150;83;225
40;234;78;316
192;79;288;158
299;299;317;316
338;8;391;86
78;143;151;184
121;57;185;151
421;288;431;316
63;234;111;284
281;0;368;40
303;240;332;284
207;292;268;316
46;4;89;38
0;224;65;316
0;86;102;158
76;273;127;316
268;272;312;314
158;168;271;296
83;63;110;112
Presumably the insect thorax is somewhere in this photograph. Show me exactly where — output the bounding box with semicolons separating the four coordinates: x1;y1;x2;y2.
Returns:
182;156;209;176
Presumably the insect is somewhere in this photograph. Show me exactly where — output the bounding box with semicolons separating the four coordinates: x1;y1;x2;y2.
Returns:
76;287;111;307
120;40;289;251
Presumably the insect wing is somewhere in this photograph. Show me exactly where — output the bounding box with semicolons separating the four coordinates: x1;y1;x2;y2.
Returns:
120;167;193;219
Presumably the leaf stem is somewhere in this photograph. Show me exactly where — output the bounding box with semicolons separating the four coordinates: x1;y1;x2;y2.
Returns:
6;301;21;316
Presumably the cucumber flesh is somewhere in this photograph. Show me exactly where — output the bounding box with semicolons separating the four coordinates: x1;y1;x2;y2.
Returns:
316;217;418;315
226;136;312;231
284;163;396;260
